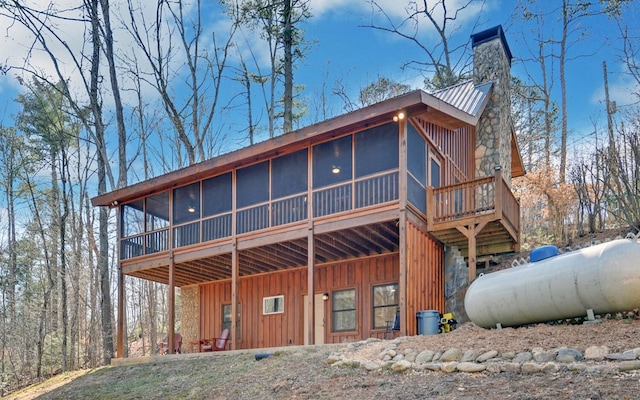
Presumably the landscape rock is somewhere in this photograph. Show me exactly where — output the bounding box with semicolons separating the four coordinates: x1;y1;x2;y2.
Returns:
500;363;521;373
521;362;542;374
457;362;486;373
512;352;533;363
584;346;609;360
476;350;498;362
618;360;640;372
556;348;584;363
532;348;557;363
440;362;459;373
606;353;636;361
391;360;412;372
440;348;463;362
460;349;478;362
415;350;435;364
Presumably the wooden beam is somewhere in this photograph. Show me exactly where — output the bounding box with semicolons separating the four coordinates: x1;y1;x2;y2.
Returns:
313;207;399;234
173;242;234;264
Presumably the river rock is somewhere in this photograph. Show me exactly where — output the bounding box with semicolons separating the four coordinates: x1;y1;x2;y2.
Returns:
556;348;583;363
476;350;498;362
415;350;435;363
391;360;412;372
457;362;486;373
513;352;533;363
460;350;478;362
440;348;463;362
584;346;609;360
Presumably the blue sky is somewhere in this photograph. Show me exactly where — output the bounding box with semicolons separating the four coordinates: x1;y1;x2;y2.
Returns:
0;0;638;169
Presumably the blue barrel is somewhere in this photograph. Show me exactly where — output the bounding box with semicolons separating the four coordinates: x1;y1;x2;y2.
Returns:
416;310;440;335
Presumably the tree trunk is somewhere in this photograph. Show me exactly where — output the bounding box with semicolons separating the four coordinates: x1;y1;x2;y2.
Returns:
282;0;293;133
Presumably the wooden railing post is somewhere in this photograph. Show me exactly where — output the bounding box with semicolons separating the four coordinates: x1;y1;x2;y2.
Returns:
426;186;434;230
494;170;503;218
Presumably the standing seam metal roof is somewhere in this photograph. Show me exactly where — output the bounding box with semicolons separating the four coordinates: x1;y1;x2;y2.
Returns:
431;80;493;117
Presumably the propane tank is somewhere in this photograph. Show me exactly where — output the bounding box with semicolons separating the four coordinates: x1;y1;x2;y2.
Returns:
464;238;640;328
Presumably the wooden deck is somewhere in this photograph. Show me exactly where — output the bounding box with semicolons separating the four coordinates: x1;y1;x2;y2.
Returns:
427;170;520;258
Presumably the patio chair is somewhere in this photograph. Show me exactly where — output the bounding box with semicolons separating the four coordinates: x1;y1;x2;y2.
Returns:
201;328;230;352
159;333;182;355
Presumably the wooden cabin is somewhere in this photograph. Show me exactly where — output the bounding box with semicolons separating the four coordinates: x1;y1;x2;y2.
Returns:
92;26;525;356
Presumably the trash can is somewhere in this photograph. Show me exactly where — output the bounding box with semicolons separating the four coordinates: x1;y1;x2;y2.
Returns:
416;310;440;335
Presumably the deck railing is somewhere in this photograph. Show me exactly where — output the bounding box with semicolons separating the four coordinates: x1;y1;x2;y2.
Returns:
428;171;519;233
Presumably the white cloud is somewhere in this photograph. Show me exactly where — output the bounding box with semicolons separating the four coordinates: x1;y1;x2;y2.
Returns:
590;71;640;109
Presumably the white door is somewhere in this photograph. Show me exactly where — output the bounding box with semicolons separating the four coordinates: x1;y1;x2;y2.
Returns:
303;293;325;345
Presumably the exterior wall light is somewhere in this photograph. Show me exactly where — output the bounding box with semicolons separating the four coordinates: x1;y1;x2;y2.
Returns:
392;112;405;122
323;293;329;301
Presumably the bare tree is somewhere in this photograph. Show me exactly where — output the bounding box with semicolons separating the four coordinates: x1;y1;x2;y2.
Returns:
124;0;239;166
367;0;482;90
223;0;310;137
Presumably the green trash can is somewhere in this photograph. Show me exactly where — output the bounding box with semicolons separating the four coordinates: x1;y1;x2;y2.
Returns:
416;310;440;335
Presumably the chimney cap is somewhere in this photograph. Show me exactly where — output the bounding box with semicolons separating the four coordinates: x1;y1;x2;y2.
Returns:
471;25;513;66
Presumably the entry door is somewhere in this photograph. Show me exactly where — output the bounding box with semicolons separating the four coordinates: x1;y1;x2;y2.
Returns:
303;294;325;345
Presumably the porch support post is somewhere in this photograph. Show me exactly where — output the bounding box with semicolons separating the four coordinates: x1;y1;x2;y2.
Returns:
456;221;487;283
467;225;477;283
398;211;407;335
117;265;124;358
116;205;125;358
168;250;175;353
398;114;408;336
306;221;315;345
231;238;238;350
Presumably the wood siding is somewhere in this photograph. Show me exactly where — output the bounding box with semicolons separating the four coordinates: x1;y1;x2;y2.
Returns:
413;117;474;185
198;254;399;349
405;218;445;335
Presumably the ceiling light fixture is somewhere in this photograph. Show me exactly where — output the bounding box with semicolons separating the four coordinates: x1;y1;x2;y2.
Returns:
331;166;341;174
187;206;196;213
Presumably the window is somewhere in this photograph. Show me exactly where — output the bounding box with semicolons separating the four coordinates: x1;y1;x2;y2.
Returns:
372;283;399;330
312;135;352;189
354;123;398;178
121;199;144;237
430;152;441;188
332;289;356;332
222;304;241;340
145;192;169;232
272;149;308;199
173;182;201;224
407;124;426;185
236;161;269;208
202;172;232;217
263;295;284;315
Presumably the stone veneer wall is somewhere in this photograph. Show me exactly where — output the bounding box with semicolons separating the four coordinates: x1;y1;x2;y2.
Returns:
181;286;199;352
473;31;513;186
444;246;469;324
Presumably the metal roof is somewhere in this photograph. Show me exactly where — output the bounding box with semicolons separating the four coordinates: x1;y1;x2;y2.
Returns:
432;80;493;117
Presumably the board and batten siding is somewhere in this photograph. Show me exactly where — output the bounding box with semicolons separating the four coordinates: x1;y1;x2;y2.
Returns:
405;219;445;335
198;253;401;349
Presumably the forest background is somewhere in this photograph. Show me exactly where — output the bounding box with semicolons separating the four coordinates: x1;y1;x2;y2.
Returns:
0;0;638;395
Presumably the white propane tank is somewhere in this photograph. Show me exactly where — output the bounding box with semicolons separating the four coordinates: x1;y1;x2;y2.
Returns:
464;238;640;328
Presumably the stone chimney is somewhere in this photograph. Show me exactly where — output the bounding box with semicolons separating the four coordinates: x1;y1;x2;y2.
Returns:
471;25;513;184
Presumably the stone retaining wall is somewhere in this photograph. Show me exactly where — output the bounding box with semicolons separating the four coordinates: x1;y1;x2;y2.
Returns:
326;336;640;375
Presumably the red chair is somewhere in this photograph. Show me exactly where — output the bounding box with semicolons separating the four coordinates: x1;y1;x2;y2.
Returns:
159;333;182;355
201;329;230;352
